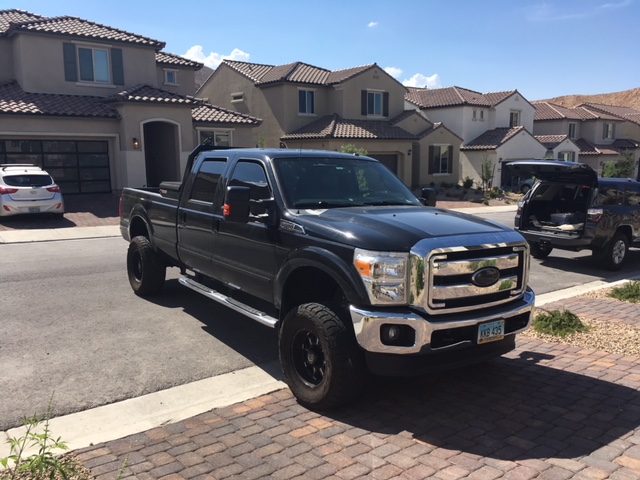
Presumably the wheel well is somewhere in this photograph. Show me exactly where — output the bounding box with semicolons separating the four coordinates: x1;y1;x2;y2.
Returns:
129;215;150;240
280;267;349;324
614;226;632;243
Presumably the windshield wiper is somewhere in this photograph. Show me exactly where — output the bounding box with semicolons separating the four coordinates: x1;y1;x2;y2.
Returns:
293;201;357;209
362;200;410;206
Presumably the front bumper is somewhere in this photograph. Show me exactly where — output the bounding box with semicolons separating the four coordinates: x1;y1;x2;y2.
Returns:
350;288;535;356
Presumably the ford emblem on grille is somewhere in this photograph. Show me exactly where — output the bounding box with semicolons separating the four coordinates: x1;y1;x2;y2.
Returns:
472;266;500;287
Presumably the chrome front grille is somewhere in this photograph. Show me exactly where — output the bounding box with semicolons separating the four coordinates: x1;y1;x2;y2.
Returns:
409;233;529;315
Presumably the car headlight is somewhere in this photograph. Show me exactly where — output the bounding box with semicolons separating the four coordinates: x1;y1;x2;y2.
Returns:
354;248;408;305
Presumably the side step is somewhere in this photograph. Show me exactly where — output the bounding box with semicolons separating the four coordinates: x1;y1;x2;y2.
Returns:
179;276;278;328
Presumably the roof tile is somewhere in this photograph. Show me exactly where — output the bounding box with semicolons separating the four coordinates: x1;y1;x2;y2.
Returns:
105;84;201;105
156;52;202;69
282;114;417;140
192;104;261;125
460;126;525;150
406;86;516;109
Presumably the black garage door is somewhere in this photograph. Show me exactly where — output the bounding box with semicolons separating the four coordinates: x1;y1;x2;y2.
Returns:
370;154;398;175
0;139;111;193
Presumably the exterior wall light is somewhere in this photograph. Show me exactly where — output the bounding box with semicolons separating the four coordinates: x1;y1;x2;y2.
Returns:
132;137;140;150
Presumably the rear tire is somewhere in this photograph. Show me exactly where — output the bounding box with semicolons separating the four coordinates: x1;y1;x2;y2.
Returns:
279;303;366;410
593;233;628;271
529;242;552;259
127;236;166;296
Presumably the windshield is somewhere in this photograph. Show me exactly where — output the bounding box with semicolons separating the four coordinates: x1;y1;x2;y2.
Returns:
273;156;421;209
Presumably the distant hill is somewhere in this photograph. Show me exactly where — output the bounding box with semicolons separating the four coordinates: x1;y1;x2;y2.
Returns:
540;87;640;110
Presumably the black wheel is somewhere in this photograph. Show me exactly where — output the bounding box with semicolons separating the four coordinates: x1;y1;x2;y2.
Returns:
593;233;628;271
126;236;166;296
279;303;366;410
529;242;552;259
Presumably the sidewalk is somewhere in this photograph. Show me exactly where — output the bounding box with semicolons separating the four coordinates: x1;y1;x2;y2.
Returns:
4;200;640;478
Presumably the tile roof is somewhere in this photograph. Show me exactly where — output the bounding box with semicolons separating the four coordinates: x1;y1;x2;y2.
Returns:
405;86;517;109
460;126;526;151
580;103;640;125
0;80;119;118
533;102;623;122
534;134;570;149
105;84;201;105
192;104;261;125
0;9;164;48
156;52;202;69
222;60;380;87
573;138;636;156
281;114;417;141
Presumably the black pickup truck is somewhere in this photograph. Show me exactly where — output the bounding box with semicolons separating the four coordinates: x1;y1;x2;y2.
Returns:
120;145;535;409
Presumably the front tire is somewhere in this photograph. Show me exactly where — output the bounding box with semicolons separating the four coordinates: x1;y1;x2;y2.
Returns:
593;233;628;271
279;303;366;410
529;242;552;259
127;236;166;296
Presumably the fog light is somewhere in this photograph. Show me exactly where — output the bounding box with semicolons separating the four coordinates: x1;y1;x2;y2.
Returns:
380;324;416;347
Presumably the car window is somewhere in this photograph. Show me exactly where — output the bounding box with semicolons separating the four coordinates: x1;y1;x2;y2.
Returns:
189;159;226;204
3;174;52;187
627;186;640;207
596;185;625;206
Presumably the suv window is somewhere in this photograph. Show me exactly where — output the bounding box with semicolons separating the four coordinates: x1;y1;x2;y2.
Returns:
596;184;625;206
3;174;53;187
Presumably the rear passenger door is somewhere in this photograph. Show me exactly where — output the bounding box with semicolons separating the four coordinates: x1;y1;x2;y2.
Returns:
177;157;227;276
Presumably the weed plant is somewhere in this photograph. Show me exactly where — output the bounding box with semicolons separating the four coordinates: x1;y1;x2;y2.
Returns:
608;281;640;303
533;309;590;338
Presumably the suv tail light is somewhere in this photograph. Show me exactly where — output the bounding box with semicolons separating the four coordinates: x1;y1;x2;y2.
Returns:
46;185;61;193
0;186;19;194
587;208;603;223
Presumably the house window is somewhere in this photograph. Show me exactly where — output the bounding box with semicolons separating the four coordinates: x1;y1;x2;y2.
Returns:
568;122;577;139
200;130;232;147
428;145;453;174
603;123;615;140
472;109;477;121
231;92;244;103
361;90;389;117
164;69;178;85
298;89;315;114
509;111;520;127
480;110;485;121
78;47;110;83
368;91;383;116
558;151;575;161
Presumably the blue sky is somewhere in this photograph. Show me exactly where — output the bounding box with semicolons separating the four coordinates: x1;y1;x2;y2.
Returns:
6;0;639;101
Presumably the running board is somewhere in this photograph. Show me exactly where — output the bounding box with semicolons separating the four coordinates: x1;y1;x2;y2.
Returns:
179;277;278;328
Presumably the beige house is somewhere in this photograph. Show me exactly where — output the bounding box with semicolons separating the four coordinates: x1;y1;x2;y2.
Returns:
405;86;547;189
197;60;461;188
0;9;261;193
532;102;640;178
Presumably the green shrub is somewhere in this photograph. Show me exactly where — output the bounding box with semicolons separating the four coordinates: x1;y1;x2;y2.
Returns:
462;176;474;189
609;281;640;302
533;309;590;338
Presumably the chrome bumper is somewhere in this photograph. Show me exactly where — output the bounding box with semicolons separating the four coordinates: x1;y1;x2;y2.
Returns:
350;289;535;354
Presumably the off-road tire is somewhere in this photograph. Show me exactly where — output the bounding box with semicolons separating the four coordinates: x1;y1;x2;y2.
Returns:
279;302;366;410
529;242;552;259
127;236;166;296
593;232;628;271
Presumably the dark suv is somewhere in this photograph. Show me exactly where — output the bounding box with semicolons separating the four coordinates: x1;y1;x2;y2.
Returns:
509;160;640;270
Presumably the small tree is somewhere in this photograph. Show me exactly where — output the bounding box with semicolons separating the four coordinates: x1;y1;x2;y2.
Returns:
341;144;368;156
479;153;495;194
602;150;635;178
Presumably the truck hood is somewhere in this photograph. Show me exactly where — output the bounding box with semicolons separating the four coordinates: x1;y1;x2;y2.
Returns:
287;206;512;251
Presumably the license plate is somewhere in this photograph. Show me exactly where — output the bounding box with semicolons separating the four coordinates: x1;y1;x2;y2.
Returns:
478;320;505;344
28;206;41;213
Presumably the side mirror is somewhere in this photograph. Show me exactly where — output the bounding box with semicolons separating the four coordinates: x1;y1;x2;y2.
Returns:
420;187;437;207
223;186;250;223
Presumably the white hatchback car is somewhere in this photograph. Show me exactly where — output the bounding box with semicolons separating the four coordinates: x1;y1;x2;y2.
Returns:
0;164;65;217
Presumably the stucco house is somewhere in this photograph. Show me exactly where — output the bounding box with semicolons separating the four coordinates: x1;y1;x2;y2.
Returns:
0;9;261;193
405;86;547;190
197;60;462;188
532;101;640;178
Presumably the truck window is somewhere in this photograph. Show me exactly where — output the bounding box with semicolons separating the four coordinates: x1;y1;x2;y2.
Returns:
596;185;625;206
189;159;227;204
228;161;272;215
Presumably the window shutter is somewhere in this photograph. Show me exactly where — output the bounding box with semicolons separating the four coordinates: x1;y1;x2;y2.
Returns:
63;43;77;82
111;48;124;85
383;92;389;117
447;146;453;173
361;90;367;116
428;146;435;174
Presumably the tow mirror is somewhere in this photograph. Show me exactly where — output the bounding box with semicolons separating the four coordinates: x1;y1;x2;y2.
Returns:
420;187;437;207
223;186;250;223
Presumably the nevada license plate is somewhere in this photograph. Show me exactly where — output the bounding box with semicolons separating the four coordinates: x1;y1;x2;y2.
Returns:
477;320;505;344
28;206;41;213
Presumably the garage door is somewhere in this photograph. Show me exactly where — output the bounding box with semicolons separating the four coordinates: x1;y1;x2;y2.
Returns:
370;154;398;174
0;139;111;193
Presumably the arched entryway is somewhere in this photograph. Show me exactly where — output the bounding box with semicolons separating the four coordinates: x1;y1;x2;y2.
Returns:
142;121;180;187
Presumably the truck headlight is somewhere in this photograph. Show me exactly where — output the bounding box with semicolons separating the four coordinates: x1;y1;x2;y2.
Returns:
354;248;408;305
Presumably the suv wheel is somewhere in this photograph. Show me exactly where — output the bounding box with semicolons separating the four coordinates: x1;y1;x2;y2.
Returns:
279;302;366;410
594;232;628;271
529;242;552;259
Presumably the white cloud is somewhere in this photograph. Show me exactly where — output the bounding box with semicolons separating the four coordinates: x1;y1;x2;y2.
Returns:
183;46;250;69
402;73;441;89
368;21;378;27
384;66;403;79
